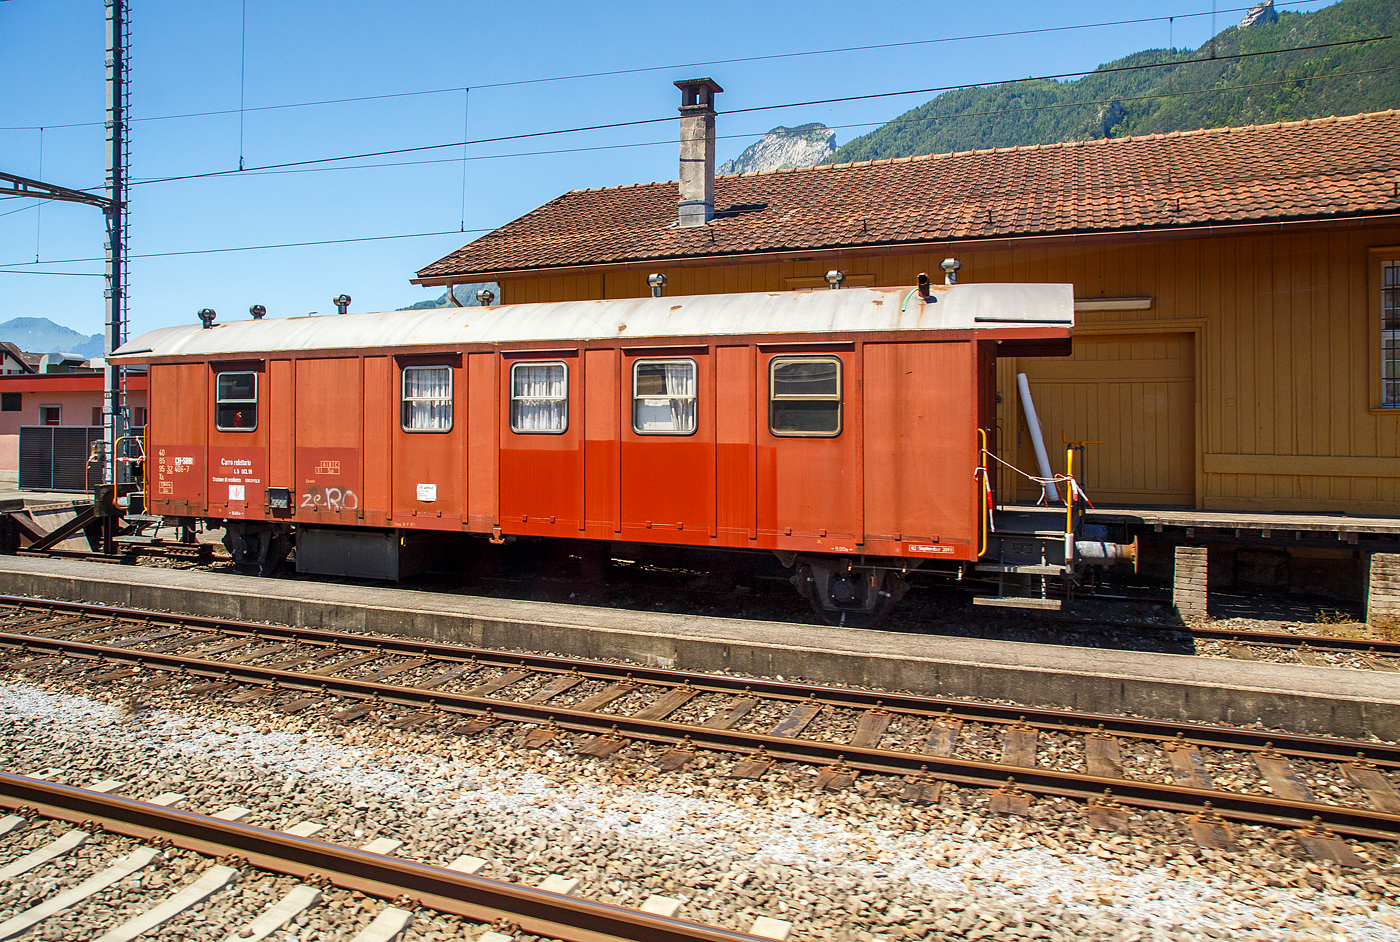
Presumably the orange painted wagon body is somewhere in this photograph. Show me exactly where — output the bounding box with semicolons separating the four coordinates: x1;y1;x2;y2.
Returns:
117;284;1074;621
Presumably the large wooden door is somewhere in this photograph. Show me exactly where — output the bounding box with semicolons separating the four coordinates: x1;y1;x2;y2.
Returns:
1013;333;1195;506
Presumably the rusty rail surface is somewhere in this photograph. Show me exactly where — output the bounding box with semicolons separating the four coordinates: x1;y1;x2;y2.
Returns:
0;773;761;942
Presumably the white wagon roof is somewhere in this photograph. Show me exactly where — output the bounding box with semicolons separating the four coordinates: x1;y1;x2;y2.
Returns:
113;283;1073;360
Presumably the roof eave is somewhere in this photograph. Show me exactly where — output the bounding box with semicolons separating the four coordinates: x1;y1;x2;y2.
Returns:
410;210;1400;285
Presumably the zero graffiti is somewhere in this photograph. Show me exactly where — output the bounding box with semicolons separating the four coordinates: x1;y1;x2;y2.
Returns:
300;487;359;512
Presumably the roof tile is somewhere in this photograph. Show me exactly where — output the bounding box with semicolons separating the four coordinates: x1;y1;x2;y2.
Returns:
418;111;1400;280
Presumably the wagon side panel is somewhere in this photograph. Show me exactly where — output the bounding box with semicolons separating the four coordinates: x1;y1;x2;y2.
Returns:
760;349;860;550
293;357;364;528
862;340;978;560
268;358;294;501
715;344;756;545
466;352;499;533
391;358;464;529
499;352;583;535
583;347;619;537
619;348;714;545
147;362;208;518
361;355;393;528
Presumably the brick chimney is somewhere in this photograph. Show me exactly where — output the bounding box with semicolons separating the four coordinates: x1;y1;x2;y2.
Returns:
674;78;723;228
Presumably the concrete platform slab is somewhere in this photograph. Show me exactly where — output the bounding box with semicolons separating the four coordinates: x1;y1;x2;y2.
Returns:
0;556;1397;740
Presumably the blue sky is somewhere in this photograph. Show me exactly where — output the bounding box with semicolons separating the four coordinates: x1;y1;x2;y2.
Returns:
0;0;1340;340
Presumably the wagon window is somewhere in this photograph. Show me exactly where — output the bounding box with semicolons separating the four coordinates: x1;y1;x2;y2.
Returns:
402;366;453;432
632;358;697;435
769;357;842;436
510;361;567;433
215;371;258;432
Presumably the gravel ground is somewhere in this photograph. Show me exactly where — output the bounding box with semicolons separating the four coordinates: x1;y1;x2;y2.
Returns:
3;674;1400;941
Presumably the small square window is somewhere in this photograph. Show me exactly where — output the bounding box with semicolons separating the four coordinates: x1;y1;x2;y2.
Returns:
769;356;842;436
215;371;258;431
40;405;60;426
632;359;697;435
402;366;453;432
510;361;568;433
91;407;102;427
0;393;19;412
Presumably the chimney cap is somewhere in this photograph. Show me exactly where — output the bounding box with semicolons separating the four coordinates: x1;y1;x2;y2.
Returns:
675;77;723;111
674;77;724;95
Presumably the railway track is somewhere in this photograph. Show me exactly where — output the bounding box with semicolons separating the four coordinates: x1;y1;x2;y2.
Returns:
0;772;764;942
0;595;1396;864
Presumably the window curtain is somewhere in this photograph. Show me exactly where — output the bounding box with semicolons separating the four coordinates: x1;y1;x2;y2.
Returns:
513;364;566;431
660;362;696;430
634;361;696;432
405;367;452;430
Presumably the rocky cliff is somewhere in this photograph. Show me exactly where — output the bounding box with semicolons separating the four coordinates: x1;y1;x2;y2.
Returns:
718;124;836;175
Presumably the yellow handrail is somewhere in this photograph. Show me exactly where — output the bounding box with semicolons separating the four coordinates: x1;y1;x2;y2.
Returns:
978;428;990;558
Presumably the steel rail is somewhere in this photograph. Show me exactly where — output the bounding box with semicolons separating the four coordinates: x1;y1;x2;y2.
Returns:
0;773;761;942
1;595;1396;769
5;631;1399;842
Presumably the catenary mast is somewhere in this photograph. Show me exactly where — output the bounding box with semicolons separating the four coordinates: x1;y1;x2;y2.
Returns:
104;0;130;500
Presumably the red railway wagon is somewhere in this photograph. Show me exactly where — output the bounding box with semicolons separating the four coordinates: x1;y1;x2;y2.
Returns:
114;282;1078;624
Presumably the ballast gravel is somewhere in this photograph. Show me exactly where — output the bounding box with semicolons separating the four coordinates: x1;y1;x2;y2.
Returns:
2;678;1400;941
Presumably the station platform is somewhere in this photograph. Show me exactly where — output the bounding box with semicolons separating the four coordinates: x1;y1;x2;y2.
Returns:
1003;501;1400;538
0;555;1394;742
1090;506;1400;538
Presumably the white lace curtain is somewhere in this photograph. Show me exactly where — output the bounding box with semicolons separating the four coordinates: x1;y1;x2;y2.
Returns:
512;363;567;432
403;367;452;431
634;360;696;433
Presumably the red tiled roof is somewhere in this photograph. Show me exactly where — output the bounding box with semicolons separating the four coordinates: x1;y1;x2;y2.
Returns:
0;342;37;373
416;110;1400;281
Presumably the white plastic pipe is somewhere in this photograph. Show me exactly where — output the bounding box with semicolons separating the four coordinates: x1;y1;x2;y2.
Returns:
1017;372;1060;504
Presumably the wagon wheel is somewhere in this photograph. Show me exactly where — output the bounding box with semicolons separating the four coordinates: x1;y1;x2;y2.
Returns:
795;563;904;629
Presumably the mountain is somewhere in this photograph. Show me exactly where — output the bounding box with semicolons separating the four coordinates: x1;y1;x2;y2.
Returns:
0;317;104;359
719;124;837;175
827;0;1398;163
399;283;501;310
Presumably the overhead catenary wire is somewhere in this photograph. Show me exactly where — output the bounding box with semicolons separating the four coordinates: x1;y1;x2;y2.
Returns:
115;36;1390;189
1;60;1395;276
0;1;1325;133
104;66;1389;184
0;269;106;276
0;228;487;270
0;28;1389;276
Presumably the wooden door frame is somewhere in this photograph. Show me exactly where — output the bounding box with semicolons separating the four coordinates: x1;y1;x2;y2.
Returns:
997;318;1206;509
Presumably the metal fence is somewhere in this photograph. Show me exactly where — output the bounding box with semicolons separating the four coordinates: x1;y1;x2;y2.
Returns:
19;426;102;492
